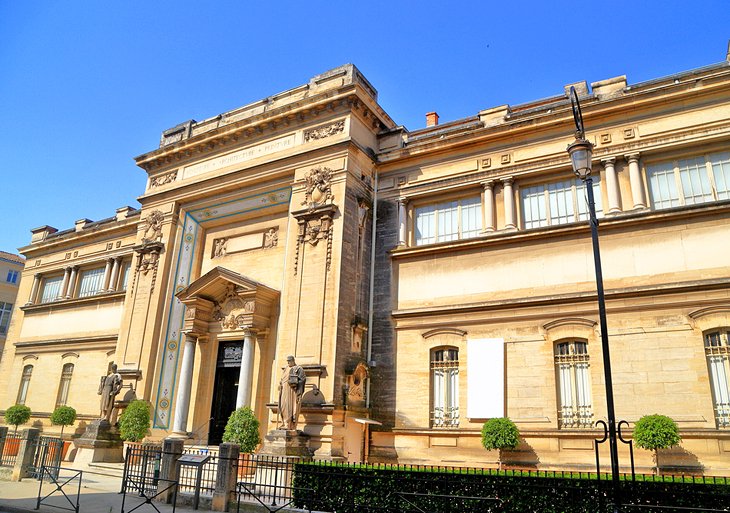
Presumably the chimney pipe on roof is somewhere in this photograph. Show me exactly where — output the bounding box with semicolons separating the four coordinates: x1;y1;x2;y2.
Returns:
426;112;439;127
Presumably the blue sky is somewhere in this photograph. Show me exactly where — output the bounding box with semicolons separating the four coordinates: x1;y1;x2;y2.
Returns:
1;1;729;254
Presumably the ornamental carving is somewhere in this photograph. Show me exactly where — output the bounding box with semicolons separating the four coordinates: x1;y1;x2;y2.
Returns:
141;210;164;243
304;120;345;143
212;238;228;258
132;239;164;293
212;283;255;331
301;167;334;212
347;362;369;405
263;228;278;249
293;207;335;275
149;170;178;188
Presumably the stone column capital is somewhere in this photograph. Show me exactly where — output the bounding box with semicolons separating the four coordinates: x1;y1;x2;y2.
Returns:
396;196;408;206
501;176;514;186
481;180;495;190
624;153;641;163
242;327;258;338
601;157;616;166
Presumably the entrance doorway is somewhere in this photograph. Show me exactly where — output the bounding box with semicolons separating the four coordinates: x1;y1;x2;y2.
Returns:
208;341;242;445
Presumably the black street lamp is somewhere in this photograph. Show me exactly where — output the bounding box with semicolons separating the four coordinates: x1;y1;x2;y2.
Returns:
566;87;621;497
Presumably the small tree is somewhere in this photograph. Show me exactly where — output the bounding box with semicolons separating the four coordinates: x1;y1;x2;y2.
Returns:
50;405;77;437
4;404;32;435
222;407;261;453
633;414;681;475
118;400;150;442
481;417;520;470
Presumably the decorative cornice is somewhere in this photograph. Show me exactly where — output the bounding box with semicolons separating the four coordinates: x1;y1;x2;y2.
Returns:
542;318;597;332
422;328;468;339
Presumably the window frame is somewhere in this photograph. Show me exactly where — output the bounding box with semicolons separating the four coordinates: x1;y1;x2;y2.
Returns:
413;194;483;246
0;301;13;335
76;265;106;298
646;150;730;210
6;269;19;284
430;346;460;428
17;364;33;405
55;363;75;409
39;274;64;304
704;329;730;428
554;339;593;429
520;176;603;230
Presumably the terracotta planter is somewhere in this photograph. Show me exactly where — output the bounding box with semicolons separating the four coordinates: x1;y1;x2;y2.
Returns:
238;453;256;477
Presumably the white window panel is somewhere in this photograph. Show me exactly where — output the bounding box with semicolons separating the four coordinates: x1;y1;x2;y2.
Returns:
679;156;713;205
460;196;482;238
647;162;680;209
436;200;458;242
415;196;482;246
521;185;548;229
576;177;603;220
121;262;132;291
40;275;63;303
78;267;106;297
415;205;435;246
548;180;574;226
711;151;730;200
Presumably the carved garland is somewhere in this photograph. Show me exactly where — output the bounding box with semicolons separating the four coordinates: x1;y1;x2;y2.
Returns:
130;210;166;294
149;170;178;188
211;283;256;331
304;120;345;143
294;167;337;275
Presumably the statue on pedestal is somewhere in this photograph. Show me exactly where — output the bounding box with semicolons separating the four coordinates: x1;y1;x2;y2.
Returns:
98;364;123;422
278;356;305;430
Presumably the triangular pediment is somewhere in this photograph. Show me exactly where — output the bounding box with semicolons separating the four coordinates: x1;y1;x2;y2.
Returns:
175;266;278;304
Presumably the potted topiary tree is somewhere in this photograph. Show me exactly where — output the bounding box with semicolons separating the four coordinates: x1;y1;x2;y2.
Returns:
50;405;77;460
222;407;261;476
633;414;681;475
481;417;520;470
118;400;151;457
4;404;32;456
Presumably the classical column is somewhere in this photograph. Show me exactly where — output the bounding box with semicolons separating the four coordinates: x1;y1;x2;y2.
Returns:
58;267;71;300
172;332;197;436
65;266;78;299
626;153;647;209
397;197;407;246
102;258;114;291
107;257;121;292
602;158;621;213
502;177;517;230
236;328;257;409
482;181;495;232
26;274;41;305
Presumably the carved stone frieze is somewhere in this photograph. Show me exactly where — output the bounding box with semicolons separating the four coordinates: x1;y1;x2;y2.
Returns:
149;170;178;188
212;283;256;331
303;120;345;143
141;210;165;243
292;204;336;275
263;228;278;249
212;238;228;258
301;167;334;212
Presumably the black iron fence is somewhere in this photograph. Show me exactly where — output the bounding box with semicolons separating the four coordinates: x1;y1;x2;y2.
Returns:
179;448;218;496
122;443;163;496
0;431;23;467
29;436;63;480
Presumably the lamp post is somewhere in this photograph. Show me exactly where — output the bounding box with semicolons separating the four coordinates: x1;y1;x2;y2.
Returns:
566;87;620;497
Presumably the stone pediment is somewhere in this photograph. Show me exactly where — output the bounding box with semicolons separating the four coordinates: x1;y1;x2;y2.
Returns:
175;266;279;334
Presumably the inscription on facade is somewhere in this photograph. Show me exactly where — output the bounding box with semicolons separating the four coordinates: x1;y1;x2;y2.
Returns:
182;134;295;179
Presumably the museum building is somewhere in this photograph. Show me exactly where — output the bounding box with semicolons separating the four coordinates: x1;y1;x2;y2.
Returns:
2;47;730;473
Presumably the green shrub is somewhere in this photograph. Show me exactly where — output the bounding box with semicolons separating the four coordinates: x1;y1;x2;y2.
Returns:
118;400;150;442
634;414;680;474
4;404;32;434
481;417;520;451
50;405;77;437
222;407;261;453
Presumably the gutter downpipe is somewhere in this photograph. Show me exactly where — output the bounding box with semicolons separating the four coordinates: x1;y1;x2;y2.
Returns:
365;171;378;409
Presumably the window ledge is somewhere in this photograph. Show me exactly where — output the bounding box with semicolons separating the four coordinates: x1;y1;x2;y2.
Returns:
21;290;126;312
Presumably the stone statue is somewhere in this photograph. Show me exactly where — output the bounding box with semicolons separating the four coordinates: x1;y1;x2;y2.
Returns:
278;355;306;431
141;210;164;242
98;364;123;422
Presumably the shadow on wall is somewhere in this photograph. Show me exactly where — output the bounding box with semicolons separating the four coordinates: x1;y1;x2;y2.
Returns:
505;439;540;470
658;446;704;476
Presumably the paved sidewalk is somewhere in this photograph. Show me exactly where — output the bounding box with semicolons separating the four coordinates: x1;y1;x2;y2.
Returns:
0;465;201;513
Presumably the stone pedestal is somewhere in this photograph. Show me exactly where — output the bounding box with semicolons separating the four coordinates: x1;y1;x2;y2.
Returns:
72;419;124;464
259;429;312;457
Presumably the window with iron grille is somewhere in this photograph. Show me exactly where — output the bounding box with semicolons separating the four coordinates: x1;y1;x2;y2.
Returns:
17;365;33;405
431;348;459;428
39;275;63;303
705;330;730;428
555;341;593;428
55;363;74;408
77;266;106;297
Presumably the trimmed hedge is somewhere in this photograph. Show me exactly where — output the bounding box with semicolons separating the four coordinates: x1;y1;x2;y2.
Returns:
292;462;730;513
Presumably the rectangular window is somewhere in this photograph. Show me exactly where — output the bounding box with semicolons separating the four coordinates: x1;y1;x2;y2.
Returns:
77;267;106;297
431;348;459;427
17;365;33;405
705;331;730;428
56;363;74;408
647;151;730;209
415;196;482;246
0;302;13;335
555;341;593;428
6;270;18;284
40;275;64;303
121;262;132;291
521;177;602;229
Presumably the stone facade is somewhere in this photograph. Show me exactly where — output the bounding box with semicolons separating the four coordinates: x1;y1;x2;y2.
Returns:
0;251;24;363
2;53;730;474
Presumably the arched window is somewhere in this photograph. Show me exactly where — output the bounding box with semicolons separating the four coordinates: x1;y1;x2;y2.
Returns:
431;348;459;427
554;340;592;428
55;363;74;408
705;330;730;427
17;365;33;405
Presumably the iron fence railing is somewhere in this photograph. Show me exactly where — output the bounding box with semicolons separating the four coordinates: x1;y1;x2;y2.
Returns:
179;448;218;496
0;432;23;467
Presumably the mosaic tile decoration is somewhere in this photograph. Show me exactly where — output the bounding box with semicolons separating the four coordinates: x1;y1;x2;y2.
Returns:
153;187;292;428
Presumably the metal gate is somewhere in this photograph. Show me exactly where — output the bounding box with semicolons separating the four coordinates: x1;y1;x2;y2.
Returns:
29;436;63;480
